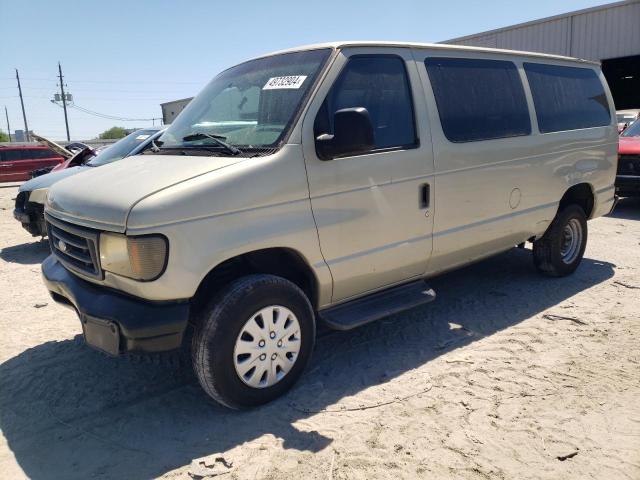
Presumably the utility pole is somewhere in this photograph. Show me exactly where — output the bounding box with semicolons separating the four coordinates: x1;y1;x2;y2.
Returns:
15;69;30;142
58;62;70;141
4;106;11;142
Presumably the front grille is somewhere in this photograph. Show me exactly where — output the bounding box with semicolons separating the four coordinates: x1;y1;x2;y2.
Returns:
45;213;102;279
618;154;640;176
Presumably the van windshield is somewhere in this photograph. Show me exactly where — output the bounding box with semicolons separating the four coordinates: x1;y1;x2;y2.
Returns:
158;49;331;154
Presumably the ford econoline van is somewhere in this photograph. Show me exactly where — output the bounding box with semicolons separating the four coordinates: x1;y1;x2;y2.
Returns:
41;42;617;408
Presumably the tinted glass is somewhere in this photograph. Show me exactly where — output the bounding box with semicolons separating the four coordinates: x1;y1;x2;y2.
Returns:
42;149;57;158
28;149;57;159
88;129;158;166
425;57;531;143
1;150;21;161
315;55;416;150
19;149;38;160
524;63;610;133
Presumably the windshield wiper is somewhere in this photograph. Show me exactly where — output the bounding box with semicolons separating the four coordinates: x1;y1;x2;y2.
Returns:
182;133;241;155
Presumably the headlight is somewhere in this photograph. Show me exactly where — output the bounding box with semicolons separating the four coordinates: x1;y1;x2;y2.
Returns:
28;188;48;205
99;232;168;281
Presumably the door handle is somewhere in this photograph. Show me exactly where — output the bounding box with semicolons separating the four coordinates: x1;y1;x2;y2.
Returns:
0;164;13;168
419;183;430;209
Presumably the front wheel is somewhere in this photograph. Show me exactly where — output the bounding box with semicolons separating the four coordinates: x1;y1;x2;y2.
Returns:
533;205;588;277
192;274;315;409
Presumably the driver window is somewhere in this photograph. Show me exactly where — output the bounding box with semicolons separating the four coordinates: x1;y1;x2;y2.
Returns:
314;55;417;150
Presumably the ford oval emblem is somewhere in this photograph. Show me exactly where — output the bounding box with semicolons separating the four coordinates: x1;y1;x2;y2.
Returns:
57;240;68;252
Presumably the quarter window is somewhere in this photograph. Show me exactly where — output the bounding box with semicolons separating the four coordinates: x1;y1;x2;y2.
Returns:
425;57;531;143
523;63;610;133
315;55;417;151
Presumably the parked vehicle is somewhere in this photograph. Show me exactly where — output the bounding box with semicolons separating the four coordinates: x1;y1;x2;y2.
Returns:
616;109;640;133
41;42;617;409
14;127;164;236
616;119;640;197
27;134;94;178
0;144;65;182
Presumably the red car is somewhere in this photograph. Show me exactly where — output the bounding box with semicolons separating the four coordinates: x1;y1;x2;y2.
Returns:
616;119;640;197
0;145;65;182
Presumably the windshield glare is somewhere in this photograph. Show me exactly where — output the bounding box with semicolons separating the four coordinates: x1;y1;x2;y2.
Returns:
159;49;331;151
621;120;640;137
88;129;157;166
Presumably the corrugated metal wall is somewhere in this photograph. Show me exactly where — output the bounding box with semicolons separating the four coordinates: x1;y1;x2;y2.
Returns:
445;1;640;61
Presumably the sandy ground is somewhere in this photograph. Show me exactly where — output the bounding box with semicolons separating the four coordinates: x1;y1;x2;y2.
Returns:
0;183;639;480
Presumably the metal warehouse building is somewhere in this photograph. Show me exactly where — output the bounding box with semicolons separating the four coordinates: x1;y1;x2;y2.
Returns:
444;0;640;109
160;97;193;124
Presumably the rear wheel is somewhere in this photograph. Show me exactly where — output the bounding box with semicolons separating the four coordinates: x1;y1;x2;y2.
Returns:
192;274;315;409
533;205;588;277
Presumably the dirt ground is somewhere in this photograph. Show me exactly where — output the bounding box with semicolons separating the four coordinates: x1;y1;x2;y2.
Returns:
0;183;639;480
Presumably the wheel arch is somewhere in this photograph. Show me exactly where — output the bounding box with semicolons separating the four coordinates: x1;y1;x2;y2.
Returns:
559;183;595;219
191;247;320;321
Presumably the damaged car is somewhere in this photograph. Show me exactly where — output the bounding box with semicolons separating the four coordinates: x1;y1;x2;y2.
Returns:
29;134;97;178
14;127;165;236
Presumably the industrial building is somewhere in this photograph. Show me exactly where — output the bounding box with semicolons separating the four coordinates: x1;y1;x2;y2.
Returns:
160;97;192;124
443;0;640;110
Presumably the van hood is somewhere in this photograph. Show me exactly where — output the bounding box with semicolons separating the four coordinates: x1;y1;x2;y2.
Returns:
46;154;243;232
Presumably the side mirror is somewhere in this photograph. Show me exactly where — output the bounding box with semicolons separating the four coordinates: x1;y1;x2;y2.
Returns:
316;107;374;160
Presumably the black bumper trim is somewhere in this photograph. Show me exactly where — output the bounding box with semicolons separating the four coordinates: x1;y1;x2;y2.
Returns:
13;208;30;223
42;255;190;355
14;203;46;237
615;175;640;196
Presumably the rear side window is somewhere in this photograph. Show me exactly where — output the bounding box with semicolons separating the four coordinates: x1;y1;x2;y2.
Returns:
425;57;531;143
28;149;57;159
315;55;417;150
523;63;610;133
41;148;58;158
0;149;21;161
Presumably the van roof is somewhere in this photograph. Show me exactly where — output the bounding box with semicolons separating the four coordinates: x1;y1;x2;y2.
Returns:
256;41;600;66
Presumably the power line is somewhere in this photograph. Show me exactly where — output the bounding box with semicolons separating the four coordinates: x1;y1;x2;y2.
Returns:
71;104;157;121
54;101;160;122
2;76;204;85
64;79;205;85
0;76;54;81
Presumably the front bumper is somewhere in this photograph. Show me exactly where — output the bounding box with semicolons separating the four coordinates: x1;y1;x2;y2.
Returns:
13;203;46;236
615;175;640;197
42;255;190;355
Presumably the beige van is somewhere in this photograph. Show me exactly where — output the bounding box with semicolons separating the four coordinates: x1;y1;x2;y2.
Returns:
42;42;617;408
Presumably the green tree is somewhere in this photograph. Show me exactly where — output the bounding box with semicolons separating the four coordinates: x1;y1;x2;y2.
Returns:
99;126;128;140
0;129;9;142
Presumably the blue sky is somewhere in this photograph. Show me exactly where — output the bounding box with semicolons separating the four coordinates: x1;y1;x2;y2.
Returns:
1;0;607;140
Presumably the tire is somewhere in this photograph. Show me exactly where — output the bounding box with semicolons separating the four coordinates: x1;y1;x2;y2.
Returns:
192;274;315;409
533;204;588;277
